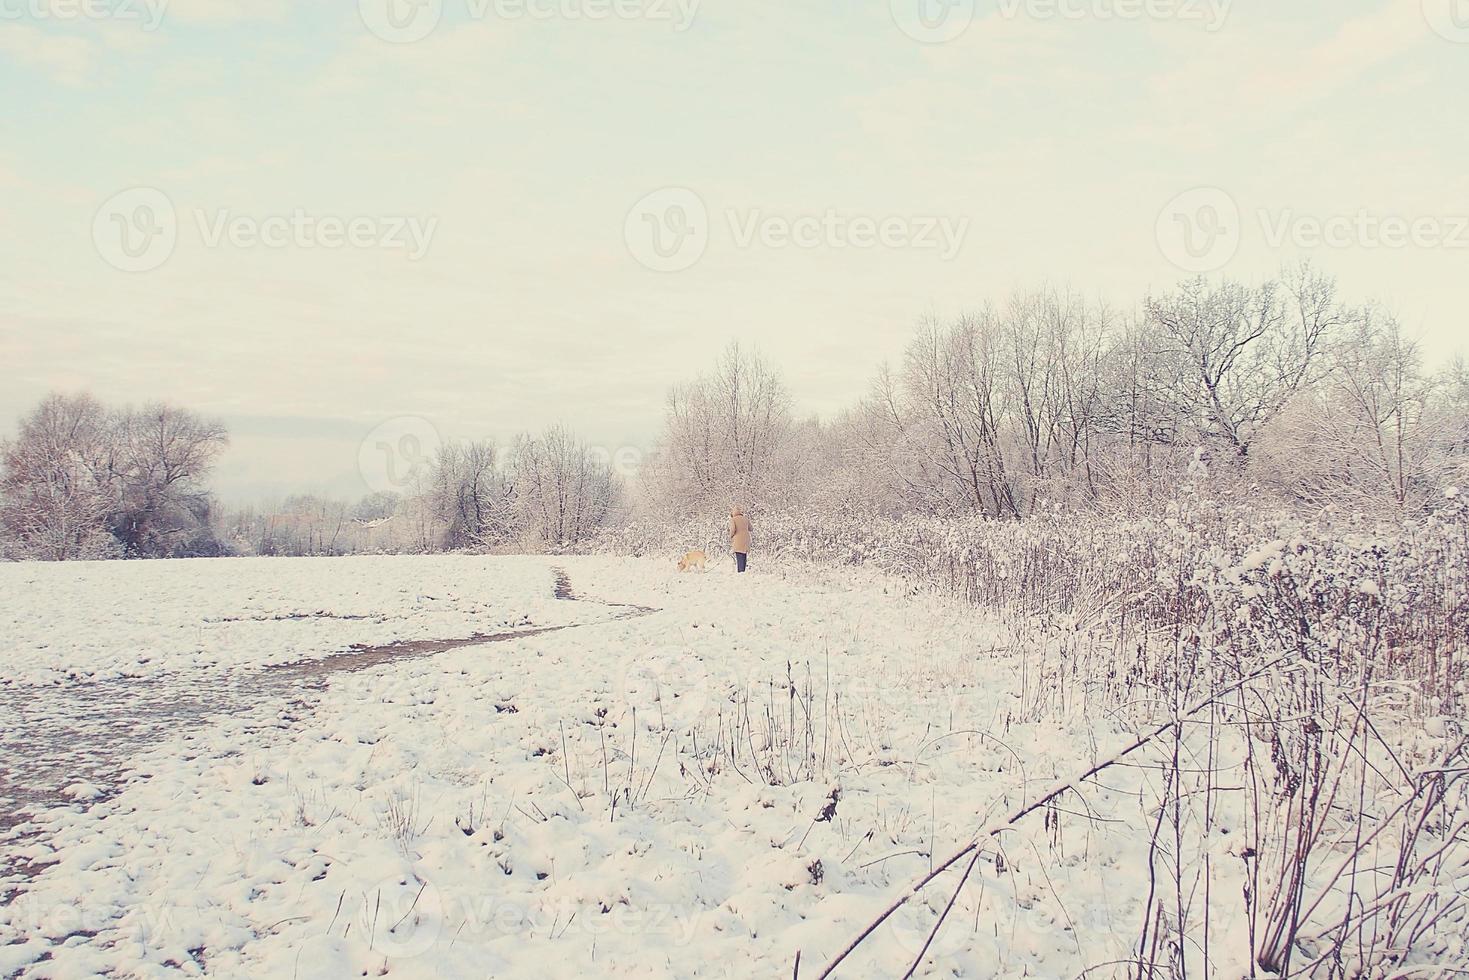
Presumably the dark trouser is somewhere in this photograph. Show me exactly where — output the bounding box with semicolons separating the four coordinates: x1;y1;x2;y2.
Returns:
735;552;748;573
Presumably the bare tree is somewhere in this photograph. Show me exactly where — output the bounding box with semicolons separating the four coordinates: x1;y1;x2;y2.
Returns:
651;342;793;516
0;394;226;559
900;312;1019;517
1002;287;1114;505
1258;312;1460;512
513;425;618;548
1147;265;1350;459
429;440;517;550
107;404;229;556
872;296;1113;519
0;394;117;560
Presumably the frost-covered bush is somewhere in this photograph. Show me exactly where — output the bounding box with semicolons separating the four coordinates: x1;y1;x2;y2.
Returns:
631;493;1468;977
599;489;1467;715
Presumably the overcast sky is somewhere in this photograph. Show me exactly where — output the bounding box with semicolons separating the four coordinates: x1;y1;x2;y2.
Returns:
3;0;1466;502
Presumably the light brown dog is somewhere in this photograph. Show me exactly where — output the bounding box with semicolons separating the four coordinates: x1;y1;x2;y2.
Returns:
676;550;707;573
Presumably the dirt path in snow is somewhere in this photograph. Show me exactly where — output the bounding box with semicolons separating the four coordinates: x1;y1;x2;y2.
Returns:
0;567;657;902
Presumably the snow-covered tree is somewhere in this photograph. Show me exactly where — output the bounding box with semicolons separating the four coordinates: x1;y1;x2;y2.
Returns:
1257;312;1463;513
645;342;793;517
512;425;618;549
0;394;117;560
106;404;229;556
0;393;227;559
1146;265;1350;460
429;440;517;550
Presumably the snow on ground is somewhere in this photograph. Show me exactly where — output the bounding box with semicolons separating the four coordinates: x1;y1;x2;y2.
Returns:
2;555;1191;978
0;556;607;687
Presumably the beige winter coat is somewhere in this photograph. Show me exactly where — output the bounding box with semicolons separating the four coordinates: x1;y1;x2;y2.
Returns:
729;512;752;553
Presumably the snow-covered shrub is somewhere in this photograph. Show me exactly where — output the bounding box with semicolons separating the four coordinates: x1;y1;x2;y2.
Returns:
599;492;1466;713
740;494;1467;977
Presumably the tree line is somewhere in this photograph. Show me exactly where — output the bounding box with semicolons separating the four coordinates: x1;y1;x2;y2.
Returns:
639;265;1467;522
4;265;1465;560
0;401;624;559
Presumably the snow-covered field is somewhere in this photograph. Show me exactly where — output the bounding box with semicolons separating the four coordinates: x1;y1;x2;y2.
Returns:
0;554;1461;978
0;557;614;686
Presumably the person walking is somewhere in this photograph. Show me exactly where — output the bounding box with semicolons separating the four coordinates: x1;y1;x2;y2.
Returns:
729;506;752;573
